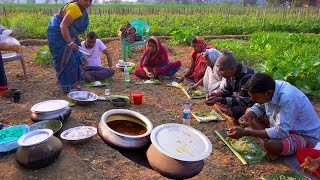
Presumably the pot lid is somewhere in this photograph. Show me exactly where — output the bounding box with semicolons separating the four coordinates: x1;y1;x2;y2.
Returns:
18;129;53;146
150;123;212;162
31;100;69;113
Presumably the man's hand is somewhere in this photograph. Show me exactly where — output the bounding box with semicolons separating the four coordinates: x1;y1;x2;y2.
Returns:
204;96;221;106
238;115;251;128
207;91;221;99
227;126;246;139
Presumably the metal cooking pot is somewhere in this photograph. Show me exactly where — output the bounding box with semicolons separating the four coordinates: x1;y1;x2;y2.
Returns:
147;144;204;179
15;129;62;169
146;123;212;179
30;107;72;122
98;109;153;149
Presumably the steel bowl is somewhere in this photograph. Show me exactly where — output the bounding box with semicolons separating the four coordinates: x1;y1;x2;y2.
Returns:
67;91;98;105
60;126;97;144
98;109;153;149
30;120;62;135
110;98;128;107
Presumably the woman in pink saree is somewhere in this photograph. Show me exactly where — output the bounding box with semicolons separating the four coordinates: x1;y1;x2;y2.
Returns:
134;37;181;79
178;37;216;83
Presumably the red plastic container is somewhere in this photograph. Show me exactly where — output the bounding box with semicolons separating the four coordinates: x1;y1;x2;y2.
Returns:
130;92;143;105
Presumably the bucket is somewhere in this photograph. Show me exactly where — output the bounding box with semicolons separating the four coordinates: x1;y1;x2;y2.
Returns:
130;92;143;105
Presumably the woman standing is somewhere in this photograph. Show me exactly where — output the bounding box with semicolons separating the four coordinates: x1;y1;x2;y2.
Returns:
178;37;216;83
47;0;92;93
134;37;181;79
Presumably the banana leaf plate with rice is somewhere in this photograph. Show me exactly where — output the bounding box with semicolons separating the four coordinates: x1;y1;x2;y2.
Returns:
182;86;207;99
191;109;225;122
261;171;308;180
215;129;265;164
84;80;110;87
134;79;161;85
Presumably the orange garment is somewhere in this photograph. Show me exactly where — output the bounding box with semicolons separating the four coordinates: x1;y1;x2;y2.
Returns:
189;37;215;82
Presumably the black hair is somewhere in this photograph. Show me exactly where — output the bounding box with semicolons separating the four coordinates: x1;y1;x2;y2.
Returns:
86;31;98;39
191;37;197;44
247;73;275;93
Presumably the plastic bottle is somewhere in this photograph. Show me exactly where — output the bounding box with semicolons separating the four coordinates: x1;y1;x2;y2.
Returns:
182;101;191;126
124;66;130;87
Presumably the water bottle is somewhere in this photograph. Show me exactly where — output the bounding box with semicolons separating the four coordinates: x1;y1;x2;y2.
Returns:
182;101;191;126
124;66;130;87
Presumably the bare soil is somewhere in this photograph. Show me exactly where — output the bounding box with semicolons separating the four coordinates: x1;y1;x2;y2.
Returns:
0;39;319;180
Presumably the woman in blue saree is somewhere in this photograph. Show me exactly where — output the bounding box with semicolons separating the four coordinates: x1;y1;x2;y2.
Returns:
47;0;92;93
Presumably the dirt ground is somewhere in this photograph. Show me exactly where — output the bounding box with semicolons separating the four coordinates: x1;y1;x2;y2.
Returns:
0;39;319;180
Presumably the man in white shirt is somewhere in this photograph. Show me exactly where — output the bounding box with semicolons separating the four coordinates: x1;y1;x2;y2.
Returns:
81;31;115;82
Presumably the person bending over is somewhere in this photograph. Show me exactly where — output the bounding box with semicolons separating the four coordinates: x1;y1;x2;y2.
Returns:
205;49;256;119
228;73;320;160
178;37;216;83
187;48;225;94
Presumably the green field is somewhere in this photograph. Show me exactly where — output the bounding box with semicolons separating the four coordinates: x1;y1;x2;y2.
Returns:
0;4;319;97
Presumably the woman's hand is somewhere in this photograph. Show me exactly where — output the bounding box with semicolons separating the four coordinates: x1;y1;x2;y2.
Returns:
178;76;185;83
187;85;197;92
146;72;154;79
68;42;79;51
301;157;320;174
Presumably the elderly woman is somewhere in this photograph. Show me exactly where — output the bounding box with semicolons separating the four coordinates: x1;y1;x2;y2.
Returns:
134;37;181;79
178;37;216;83
47;0;92;93
188;48;225;93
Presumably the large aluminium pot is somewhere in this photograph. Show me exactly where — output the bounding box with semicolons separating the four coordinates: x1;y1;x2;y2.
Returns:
15;129;62;169
146;123;212;179
98;109;153;149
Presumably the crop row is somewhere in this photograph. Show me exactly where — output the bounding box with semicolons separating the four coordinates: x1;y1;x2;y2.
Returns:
0;11;319;39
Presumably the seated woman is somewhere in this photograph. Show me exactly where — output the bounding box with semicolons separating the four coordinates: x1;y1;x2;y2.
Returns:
0;24;13;95
134;37;181;79
188;48;225;93
296;148;320;177
178;37;216;83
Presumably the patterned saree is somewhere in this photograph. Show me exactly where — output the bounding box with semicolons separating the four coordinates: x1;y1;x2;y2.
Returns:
47;2;88;93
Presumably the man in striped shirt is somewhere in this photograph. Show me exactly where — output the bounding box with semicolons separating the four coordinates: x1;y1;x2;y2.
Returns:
205;49;256;120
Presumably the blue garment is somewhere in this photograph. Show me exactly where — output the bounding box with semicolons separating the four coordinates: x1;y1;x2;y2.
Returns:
83;66;114;81
47;2;88;93
250;80;320;140
0;51;8;89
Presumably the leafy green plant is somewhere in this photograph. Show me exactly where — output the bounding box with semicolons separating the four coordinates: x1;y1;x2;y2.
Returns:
169;27;200;45
33;45;52;65
209;32;320;97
